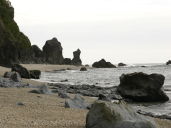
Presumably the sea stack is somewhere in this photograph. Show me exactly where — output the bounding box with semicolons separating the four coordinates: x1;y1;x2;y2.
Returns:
71;49;82;65
43;38;64;64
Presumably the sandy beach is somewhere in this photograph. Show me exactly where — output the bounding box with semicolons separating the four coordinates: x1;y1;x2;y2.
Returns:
0;64;170;128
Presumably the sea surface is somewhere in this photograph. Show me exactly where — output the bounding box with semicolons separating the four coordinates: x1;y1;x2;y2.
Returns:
35;64;171;118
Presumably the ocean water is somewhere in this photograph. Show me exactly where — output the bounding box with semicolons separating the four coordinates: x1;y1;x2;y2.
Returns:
35;64;171;118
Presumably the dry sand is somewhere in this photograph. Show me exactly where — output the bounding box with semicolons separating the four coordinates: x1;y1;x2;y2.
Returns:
0;64;170;128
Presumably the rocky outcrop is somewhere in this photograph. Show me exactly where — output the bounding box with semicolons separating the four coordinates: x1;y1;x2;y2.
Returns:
65;94;90;109
50;83;120;99
29;70;41;79
4;71;21;82
117;72;169;102
11;64;30;79
71;49;82;65
118;62;127;67
63;58;72;65
43;38;64;64
166;60;171;65
0;0;32;66
86;100;157;128
92;59;116;68
31;45;44;63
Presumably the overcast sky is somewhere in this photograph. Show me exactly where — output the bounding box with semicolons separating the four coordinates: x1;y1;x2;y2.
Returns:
10;0;171;64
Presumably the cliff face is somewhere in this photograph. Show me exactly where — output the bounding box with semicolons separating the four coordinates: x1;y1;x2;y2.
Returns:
0;0;32;66
0;0;82;66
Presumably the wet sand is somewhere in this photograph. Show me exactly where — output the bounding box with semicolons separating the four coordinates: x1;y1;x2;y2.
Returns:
0;64;170;128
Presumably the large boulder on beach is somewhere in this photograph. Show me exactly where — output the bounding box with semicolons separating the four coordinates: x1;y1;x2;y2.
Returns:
4;71;21;82
117;72;169;102
71;49;82;65
43;38;64;64
65;94;89;109
92;59;116;68
166;60;171;65
11;64;30;79
86;100;157;128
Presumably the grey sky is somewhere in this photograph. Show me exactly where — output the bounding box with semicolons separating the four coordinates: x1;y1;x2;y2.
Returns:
10;0;171;64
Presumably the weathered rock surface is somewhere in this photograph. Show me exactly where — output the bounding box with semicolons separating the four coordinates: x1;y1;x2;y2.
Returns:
11;64;30;79
0;77;29;87
65;94;90;109
92;59;116;68
71;49;82;65
137;109;171;120
30;85;51;94
80;67;87;71
166;60;171;65
117;72;169;102
118;62;127;67
86;100;157;128
58;91;70;99
29;70;41;79
4;71;21;82
50;83;121;100
43;38;64;64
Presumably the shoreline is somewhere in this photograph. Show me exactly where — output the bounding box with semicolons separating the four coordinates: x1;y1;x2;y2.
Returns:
0;64;170;127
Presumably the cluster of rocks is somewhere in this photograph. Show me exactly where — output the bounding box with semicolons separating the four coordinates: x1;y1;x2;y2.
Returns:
50;83;121;99
10;64;41;79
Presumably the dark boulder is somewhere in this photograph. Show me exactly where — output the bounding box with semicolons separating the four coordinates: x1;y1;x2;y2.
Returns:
166;60;171;65
4;71;21;82
80;67;87;71
11;64;30;79
63;58;72;65
118;62;127;67
71;49;82;65
29;70;41;79
92;59;116;68
43;38;64;64
117;72;169;102
86;100;157;128
65;94;90;109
